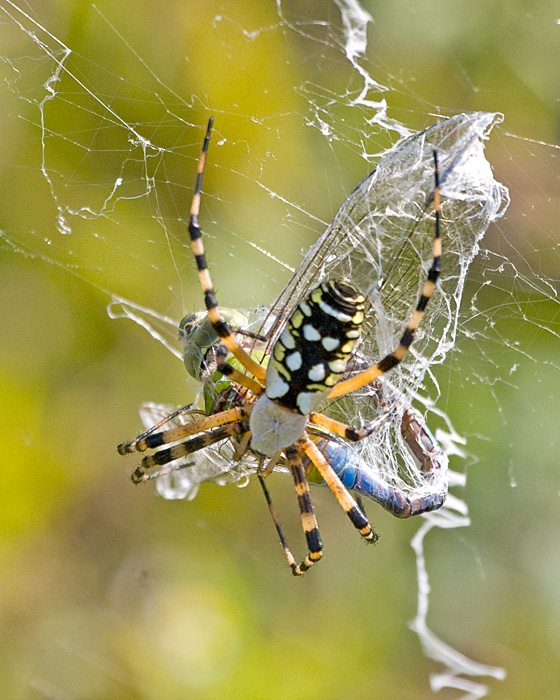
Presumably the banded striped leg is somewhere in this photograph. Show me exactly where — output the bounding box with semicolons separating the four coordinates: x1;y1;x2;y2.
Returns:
131;419;250;483
188;117;266;383
326;150;441;402
259;445;323;576
287;445;323;575
309;410;395;443
214;345;264;396
310;380;396;443
302;436;378;543
119;406;252;454
117;402;196;454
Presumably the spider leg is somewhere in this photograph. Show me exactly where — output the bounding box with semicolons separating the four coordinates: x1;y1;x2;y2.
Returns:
309;369;448;518
258;476;295;569
119;406;252;453
259;444;323;576
214;344;264;396
188;118;266;383
327;150;441;400
131;419;249;483
117;402;196;454
301;436;377;543
286;445;323;575
309;410;394;442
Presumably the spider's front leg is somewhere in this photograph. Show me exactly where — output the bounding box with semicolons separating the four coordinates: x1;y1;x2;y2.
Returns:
187;117;266;383
118;406;252;455
130;418;251;484
117;402;196;455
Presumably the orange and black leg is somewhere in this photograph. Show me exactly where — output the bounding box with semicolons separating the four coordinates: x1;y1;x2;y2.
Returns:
259;444;323;576
188;118;266;382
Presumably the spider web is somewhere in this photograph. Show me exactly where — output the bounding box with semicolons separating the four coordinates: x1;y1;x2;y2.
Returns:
1;1;558;698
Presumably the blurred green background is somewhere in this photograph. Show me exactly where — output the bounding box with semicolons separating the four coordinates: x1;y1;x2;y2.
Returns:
0;1;559;698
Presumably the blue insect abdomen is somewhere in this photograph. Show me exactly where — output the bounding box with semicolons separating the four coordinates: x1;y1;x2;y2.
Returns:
316;440;445;519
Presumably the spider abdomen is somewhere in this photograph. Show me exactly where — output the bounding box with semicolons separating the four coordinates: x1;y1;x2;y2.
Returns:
265;280;365;415
249;280;364;457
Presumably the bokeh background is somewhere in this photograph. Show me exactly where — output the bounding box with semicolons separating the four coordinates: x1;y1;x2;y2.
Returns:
0;1;559;698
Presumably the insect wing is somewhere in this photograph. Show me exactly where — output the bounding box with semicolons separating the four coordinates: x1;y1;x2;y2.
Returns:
261;112;506;496
265;112;506;386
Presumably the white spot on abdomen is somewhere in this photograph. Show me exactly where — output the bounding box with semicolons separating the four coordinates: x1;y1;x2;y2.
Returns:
308;363;326;381
266;365;290;398
319;299;351;322
303;324;321;341
321;336;339;351
286;351;302;371
328;358;348;374
296;391;326;415
280;328;296;349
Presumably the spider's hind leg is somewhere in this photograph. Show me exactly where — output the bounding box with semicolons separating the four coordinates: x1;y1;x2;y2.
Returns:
259;444;323;576
326;149;442;402
302;436;378;544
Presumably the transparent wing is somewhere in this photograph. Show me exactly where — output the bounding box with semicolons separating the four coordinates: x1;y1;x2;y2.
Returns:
258;112;507;494
265;112;506;373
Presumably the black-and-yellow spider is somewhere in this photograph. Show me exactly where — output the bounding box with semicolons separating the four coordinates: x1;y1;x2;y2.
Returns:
119;116;445;575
